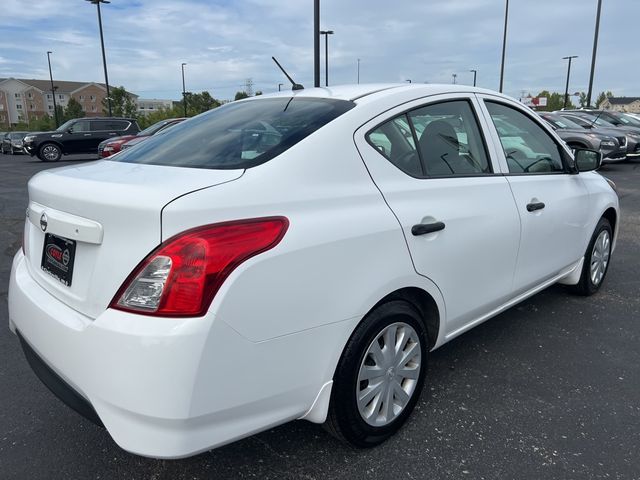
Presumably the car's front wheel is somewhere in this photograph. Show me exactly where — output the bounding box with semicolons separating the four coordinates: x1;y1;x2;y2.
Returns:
39;143;62;162
325;300;428;447
572;217;613;296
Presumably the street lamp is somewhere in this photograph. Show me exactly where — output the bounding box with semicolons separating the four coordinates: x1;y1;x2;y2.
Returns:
499;0;509;93
314;0;320;87
319;30;334;86
278;83;283;91
357;58;360;84
46;51;59;128
405;79;412;83
452;73;457;84
85;0;112;117
587;0;603;107
562;56;578;109
470;69;477;87
181;63;187;117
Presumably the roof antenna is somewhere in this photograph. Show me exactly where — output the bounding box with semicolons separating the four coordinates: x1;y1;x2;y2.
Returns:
272;56;304;91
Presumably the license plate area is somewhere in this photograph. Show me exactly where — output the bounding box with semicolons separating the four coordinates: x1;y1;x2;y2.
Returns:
41;233;76;287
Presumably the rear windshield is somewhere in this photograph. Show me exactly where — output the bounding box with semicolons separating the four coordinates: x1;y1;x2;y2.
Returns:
112;97;354;169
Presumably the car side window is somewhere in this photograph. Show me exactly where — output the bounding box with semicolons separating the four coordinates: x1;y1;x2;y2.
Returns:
107;120;129;131
69;121;90;133
485;102;566;174
367;115;421;176
366;100;491;178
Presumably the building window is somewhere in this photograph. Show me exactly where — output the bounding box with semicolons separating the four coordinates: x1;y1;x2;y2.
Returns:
16;104;23;110
79;95;85;101
0;104;3;110
47;94;52;99
91;105;97;112
30;104;35;110
58;94;64;100
27;92;32;99
90;95;96;102
48;105;53;110
15;93;21;98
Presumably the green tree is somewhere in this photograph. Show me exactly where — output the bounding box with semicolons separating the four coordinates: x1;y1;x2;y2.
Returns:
595;91;614;108
185;91;221;116
578;91;588;108
103;86;138;118
254;90;263;96
31;113;55;132
234;91;249;101
64;97;84;121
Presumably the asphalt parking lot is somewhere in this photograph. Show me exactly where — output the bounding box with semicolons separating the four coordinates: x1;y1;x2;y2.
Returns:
0;153;638;480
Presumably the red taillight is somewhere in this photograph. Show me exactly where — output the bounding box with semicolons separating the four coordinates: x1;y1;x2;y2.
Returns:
110;217;289;317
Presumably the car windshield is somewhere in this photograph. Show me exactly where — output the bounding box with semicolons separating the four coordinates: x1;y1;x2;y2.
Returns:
113;97;355;170
56;119;76;132
137;120;176;137
543;115;582;130
616;113;640;127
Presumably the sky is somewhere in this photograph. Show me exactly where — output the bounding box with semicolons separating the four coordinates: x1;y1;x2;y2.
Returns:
0;0;637;102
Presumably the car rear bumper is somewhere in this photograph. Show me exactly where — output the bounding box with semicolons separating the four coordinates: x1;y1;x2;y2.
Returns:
8;251;343;458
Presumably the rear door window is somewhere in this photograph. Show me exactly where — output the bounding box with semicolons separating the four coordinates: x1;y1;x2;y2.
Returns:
113;98;354;169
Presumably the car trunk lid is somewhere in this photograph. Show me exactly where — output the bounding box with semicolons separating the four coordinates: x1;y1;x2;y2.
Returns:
24;160;243;319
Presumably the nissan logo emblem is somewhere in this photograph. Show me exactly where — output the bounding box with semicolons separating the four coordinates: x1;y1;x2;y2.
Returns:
40;213;48;232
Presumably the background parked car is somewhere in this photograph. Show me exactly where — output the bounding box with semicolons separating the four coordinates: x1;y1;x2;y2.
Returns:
539;113;624;163
120;118;185;151
1;132;29;155
556;112;640;159
23;117;140;162
98;117;185;157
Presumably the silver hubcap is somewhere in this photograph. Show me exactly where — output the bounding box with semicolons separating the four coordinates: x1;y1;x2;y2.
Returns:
590;230;611;286
43;145;59;160
356;322;421;427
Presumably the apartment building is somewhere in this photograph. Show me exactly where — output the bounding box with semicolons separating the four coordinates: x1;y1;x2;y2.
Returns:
136;98;174;115
599;97;640;113
0;78;138;128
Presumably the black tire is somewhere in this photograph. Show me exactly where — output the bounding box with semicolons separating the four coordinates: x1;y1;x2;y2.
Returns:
571;217;613;296
325;300;428;448
38;143;62;162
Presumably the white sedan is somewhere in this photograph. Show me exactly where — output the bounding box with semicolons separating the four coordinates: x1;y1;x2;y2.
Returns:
8;84;618;458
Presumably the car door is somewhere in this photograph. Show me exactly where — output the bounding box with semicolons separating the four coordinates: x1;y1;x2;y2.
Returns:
65;120;92;154
355;95;521;335
477;95;591;293
90;120;121;152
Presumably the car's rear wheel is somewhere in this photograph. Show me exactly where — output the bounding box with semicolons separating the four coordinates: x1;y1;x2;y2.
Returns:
39;143;62;162
325;300;428;447
572;217;612;296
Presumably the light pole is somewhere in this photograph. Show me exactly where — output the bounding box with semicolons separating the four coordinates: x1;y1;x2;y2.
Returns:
278;83;283;91
357;58;360;84
181;63;187;117
470;69;477;87
587;0;603;107
452;73;457;84
562;56;578;109
46;51;59;128
499;0;509;93
405;79;412;83
319;30;334;87
85;0;112;117
314;0;320;87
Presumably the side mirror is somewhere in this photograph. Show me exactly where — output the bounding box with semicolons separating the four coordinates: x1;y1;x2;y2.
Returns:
574;148;602;172
67;128;74;134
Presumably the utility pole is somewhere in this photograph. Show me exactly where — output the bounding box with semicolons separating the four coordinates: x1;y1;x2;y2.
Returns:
499;0;509;93
563;56;578;109
46;51;59;128
587;0;603;107
452;73;457;84
470;69;477;87
357;58;360;84
85;0;112;116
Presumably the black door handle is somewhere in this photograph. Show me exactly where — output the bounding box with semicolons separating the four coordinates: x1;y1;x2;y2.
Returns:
526;202;545;212
411;221;446;236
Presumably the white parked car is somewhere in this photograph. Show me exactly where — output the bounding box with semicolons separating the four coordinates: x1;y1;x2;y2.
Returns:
8;84;619;458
